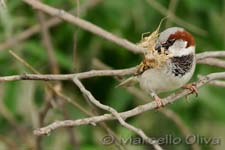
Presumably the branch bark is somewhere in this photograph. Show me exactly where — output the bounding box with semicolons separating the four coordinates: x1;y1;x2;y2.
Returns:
197;58;225;69
146;0;206;36
33;72;225;135
0;67;137;82
209;80;225;88
2;50;225;82
196;51;225;60
2;1;225;149
0;0;103;51
36;1;59;74
73;77;163;150
22;0;145;53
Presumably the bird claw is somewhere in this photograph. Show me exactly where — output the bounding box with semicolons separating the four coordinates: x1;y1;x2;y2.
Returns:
153;95;165;109
183;83;198;97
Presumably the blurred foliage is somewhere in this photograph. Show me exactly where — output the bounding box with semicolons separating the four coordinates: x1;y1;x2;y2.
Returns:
0;0;225;150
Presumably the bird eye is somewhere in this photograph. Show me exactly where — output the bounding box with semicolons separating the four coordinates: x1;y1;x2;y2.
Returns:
162;39;176;49
168;39;176;44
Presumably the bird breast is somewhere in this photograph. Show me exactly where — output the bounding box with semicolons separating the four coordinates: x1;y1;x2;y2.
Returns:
138;54;195;94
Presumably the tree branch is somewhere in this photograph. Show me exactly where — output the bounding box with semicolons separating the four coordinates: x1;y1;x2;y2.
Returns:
22;0;145;53
33;72;225;135
36;0;59;74
0;0;6;8
0;0;103;51
196;51;225;60
0;66;137;82
2;50;225;82
92;58;201;150
146;0;206;36
73;77;163;150
209;80;225;88
197;58;225;69
2;1;225;148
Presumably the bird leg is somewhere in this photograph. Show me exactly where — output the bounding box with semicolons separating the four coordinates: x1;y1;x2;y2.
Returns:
183;83;198;97
150;92;165;109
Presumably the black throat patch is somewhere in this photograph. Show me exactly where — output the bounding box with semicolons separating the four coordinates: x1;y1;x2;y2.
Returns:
171;54;194;77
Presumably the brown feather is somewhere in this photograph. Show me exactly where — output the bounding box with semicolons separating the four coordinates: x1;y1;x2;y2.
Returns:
169;31;195;48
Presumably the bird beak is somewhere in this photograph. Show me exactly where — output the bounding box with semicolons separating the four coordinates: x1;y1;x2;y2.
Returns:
155;42;161;53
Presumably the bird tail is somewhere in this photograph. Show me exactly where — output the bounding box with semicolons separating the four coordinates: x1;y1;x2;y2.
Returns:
116;76;138;88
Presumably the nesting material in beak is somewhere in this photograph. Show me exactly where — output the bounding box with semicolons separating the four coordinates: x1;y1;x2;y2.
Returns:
136;26;173;75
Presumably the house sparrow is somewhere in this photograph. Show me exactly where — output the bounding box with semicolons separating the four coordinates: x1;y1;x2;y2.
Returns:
137;27;196;108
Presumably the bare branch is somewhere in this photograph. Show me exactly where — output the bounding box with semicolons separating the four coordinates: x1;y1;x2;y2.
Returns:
165;0;179;28
0;18;61;51
33;72;225;135
146;0;206;36
2;50;225;82
0;66;137;82
1;1;225;148
9;50;94;116
196;51;225;60
22;0;145;53
92;58;201;150
72;77;163;150
197;58;225;69
35;1;60;148
209;80;225;88
36;0;59;74
0;0;103;51
0;0;6;8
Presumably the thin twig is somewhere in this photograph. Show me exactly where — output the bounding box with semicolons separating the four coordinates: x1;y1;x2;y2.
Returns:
61;101;80;150
9;50;126;149
36;88;53;150
35;0;60;147
0;0;6;8
72;0;80;72
58;1;81;149
9;50;39;73
0;0;103;51
36;0;59;74
209;80;225;88
3;50;225;82
72;77;163;150
146;0;207;36
9;50;93;116
92;58;201;150
165;0;179;28
0;66;138;82
196;51;225;60
197;58;225;69
33;72;225;135
22;0;145;53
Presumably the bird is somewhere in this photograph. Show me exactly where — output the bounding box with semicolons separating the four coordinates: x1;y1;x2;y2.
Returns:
120;27;197;108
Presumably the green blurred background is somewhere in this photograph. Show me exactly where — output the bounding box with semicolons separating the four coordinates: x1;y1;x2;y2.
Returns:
0;0;225;150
